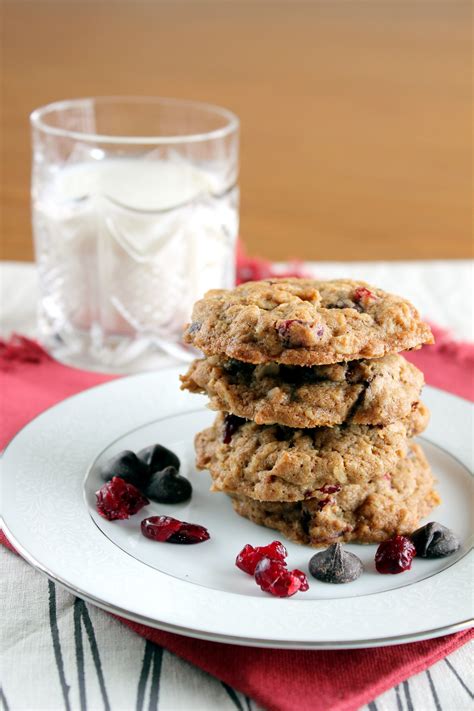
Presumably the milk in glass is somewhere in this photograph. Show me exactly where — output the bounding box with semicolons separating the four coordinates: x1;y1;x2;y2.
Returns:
32;157;238;368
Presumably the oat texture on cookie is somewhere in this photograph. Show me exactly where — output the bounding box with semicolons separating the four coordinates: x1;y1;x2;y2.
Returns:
183;278;434;365
183;277;438;546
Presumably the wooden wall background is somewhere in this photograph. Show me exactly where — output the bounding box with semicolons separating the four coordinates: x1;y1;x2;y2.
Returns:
2;1;472;262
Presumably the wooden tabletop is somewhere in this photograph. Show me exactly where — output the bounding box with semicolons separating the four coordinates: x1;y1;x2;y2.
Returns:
2;1;472;262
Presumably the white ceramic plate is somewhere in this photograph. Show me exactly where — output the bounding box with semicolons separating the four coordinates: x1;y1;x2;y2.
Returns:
2;370;473;649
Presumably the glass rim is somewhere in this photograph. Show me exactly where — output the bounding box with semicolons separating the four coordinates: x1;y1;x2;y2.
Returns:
30;96;240;145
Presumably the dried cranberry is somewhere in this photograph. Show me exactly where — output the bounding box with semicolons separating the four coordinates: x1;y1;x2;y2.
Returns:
375;535;416;574
236;540;287;575
276;319;298;343
292;569;310;591
353;287;377;303
254;557;309;597
222;413;245;444
141;515;210;544
0;333;47;364
315;484;341;510
96;477;149;521
317;484;342;495
276;319;323;347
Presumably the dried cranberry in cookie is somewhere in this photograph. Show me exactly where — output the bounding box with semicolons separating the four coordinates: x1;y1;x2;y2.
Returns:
183;278;433;366
275;319;325;348
353;286;377;304
317;484;342;495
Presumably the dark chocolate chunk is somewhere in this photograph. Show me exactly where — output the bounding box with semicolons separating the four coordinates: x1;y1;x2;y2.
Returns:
99;450;149;488
137;444;180;474
309;543;363;583
145;466;192;504
411;522;460;558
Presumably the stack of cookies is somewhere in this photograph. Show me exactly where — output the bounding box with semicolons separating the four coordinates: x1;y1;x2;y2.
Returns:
181;278;440;546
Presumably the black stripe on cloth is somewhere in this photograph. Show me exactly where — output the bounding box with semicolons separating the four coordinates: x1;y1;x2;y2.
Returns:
368;702;378;711
426;669;442;711
73;599;87;711
80;602;111;711
136;641;154;711
0;686;10;711
222;682;245;711
403;680;414;711
245;696;253;711
444;658;474;698
394;685;404;711
148;645;164;711
48;581;71;711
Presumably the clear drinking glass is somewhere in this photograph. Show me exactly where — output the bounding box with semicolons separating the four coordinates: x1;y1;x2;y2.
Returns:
30;97;239;371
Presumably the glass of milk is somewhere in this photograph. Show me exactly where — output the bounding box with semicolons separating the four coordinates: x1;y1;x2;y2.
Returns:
30;97;239;371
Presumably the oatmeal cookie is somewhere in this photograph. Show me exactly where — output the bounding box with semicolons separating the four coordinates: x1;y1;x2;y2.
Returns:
181;353;423;428
183;278;433;366
195;405;429;502
230;442;440;546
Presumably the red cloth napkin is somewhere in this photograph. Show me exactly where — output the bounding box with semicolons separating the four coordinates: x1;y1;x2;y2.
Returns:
1;329;473;711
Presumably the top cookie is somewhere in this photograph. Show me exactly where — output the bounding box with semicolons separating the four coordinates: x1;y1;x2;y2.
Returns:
183;278;433;366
